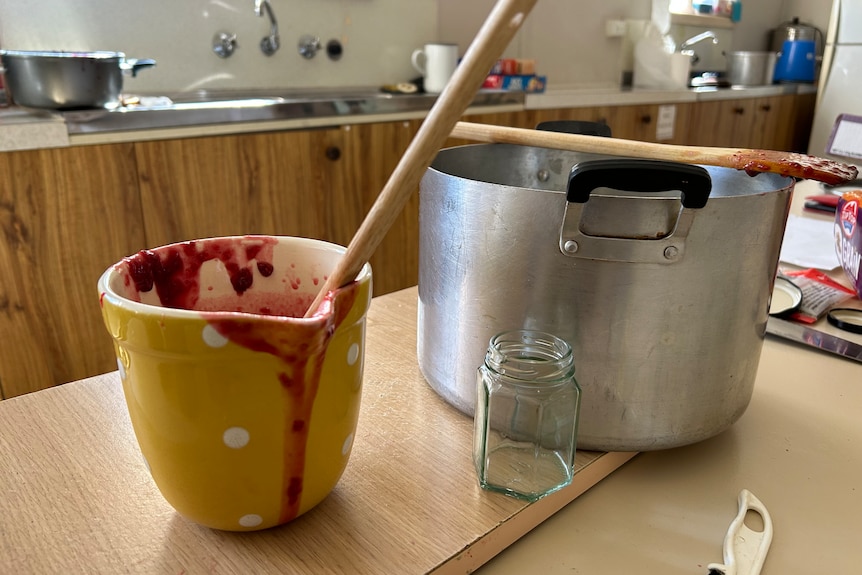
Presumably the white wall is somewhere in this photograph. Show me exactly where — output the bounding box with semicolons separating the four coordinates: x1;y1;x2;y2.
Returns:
0;0;829;96
779;0;833;39
0;0;439;96
438;0;651;89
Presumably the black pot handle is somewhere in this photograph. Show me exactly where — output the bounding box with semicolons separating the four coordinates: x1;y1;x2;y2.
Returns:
536;120;612;138
566;159;712;209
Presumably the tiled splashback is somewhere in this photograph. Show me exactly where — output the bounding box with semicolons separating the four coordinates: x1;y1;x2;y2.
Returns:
0;0;833;96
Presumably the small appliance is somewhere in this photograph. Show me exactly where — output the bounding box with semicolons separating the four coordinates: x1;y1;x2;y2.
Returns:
773;39;816;82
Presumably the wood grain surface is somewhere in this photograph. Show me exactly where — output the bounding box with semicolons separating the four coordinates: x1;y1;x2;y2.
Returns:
0;143;145;399
450;111;855;184
0;287;634;574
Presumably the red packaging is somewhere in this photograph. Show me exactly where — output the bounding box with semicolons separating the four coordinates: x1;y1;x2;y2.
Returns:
489;58;536;75
835;190;862;299
481;75;547;93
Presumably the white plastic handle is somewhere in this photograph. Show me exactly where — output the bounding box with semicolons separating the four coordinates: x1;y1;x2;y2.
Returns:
707;489;774;575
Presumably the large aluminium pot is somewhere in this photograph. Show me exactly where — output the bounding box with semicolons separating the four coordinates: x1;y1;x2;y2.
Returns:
725;51;776;86
417;144;794;451
0;50;156;110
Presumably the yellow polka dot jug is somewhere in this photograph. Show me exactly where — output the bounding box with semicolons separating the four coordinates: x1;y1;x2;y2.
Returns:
98;236;372;531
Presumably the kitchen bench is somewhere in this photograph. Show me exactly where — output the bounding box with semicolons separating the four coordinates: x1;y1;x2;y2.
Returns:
0;285;634;574
480;178;862;574
3;279;860;574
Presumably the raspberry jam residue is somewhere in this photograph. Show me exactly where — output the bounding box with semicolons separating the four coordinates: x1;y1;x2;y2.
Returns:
731;150;859;185
121;236;279;310
114;236;360;523
206;285;359;523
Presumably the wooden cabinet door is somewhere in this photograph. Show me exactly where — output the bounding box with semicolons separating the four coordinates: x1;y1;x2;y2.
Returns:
788;93;817;153
343;120;422;295
747;95;796;150
0;144;145;398
134;129;355;247
687;98;759;148
522;106;610;138
135;123;424;298
519;104;692;144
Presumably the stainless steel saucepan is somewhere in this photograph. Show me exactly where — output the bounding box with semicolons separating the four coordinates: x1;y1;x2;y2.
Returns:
0;50;156;110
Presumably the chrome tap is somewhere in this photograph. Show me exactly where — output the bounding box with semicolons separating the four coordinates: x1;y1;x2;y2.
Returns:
254;0;280;56
680;31;718;65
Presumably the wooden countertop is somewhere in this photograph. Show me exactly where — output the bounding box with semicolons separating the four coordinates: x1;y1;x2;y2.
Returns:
478;329;862;574
3;180;857;573
0;287;633;574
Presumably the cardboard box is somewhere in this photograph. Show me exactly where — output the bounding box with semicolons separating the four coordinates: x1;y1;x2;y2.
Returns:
836;189;862;299
489;59;537;76
482;74;547;93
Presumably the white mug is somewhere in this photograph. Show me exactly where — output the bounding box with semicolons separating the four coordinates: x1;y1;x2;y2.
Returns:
411;43;458;94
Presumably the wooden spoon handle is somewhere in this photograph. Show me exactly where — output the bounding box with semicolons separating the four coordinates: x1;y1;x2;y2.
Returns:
451;121;859;185
304;0;538;317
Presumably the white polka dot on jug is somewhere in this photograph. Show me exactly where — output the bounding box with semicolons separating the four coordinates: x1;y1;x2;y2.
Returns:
223;427;250;449
202;325;229;348
239;514;262;528
342;432;354;456
347;343;359;365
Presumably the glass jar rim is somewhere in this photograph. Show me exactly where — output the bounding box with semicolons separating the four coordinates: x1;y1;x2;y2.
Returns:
484;329;574;384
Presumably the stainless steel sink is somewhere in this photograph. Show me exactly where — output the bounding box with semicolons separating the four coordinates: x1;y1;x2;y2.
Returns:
168;87;397;104
63;87;525;135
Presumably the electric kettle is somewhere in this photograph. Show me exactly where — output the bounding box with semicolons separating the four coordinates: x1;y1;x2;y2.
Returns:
771;17;822;83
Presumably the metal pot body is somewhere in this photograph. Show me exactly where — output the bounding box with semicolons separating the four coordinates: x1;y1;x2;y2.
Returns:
0;50;154;110
417;144;794;451
725;51;774;86
770;20;822;54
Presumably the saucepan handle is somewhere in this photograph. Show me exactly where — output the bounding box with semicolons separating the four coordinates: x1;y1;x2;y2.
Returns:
566;158;712;209
121;58;157;78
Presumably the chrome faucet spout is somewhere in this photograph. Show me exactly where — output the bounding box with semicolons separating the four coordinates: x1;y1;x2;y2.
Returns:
679;31;718;65
254;0;280;56
680;31;718;51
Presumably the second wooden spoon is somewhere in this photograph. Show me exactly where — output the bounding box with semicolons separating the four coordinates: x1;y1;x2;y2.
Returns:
450;121;859;185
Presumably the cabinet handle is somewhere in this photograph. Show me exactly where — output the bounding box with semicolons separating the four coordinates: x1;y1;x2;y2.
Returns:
325;146;341;161
640;114;652;124
734;107;745;115
760;104;772;112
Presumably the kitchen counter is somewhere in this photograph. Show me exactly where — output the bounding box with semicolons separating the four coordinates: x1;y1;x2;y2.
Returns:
0;180;859;573
0;105;68;150
524;81;817;109
478;178;862;574
0;83;818;152
479;332;862;573
0;285;634;574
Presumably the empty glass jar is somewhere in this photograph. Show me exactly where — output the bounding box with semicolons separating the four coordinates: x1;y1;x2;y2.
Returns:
473;329;581;502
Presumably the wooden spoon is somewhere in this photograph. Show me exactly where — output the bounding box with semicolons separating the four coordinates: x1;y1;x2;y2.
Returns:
304;0;538;317
451;121;859;185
